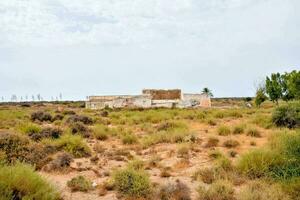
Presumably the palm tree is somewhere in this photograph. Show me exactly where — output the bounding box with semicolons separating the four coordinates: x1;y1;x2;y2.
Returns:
202;87;213;97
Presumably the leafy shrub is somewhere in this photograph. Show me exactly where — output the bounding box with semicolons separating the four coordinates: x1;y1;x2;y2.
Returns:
0;132;49;169
237;149;284;178
272;102;300;128
47;134;91;158
67;175;92;192
29;127;62;141
217;125;231;136
232;124;245;134
43;152;73;172
122;133;138;144
157;180;191;200
31;111;52;122
67;115;93;125
0;163;60;200
237;180;290;200
113;167;152;198
205;137;219;148
223;139;240;148
69;122;90;138
197;180;235;200
246;127;261;137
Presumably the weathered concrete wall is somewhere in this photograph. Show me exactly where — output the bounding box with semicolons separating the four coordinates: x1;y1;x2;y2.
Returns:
142;89;181;100
86;90;211;109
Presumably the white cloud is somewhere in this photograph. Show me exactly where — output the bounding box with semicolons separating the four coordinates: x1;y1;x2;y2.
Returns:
0;0;280;47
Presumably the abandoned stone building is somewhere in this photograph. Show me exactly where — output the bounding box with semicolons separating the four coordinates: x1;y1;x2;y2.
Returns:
86;89;211;109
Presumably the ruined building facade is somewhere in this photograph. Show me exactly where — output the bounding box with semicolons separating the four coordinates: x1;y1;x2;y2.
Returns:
86;89;211;109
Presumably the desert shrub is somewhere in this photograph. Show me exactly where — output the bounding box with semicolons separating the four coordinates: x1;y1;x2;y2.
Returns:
205;137;219;148
209;150;223;159
237;180;290;200
272;102;300;128
67;175;92;192
156;121;188;132
197;180;235;200
177;143;190;158
207;118;217;126
160;167;172;177
62;110;76;115
52;114;64;121
227;110;243;118
43;152;73;172
214;111;225;119
92;125;109;140
0;132;50;168
156;180;191;200
47;134;91;158
193;168;217;184
0;163;60;200
232;124;245;134
19;123;41;135
31;111;52;122
67;115;93;125
122;133;138;144
217;125;231;136
128;159;145;170
237;149;284;178
246;127;261;137
223;139;239;148
113;167;152;198
142;130;191;148
29;127;62;141
69;122;90;138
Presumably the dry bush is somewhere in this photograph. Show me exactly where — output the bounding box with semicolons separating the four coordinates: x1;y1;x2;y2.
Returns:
67;175;93;192
52;114;64;121
160;167;172;178
43;152;73;172
177;143;190;158
29;127;62;141
67;115;93;125
156;180;191;200
246;127;261;137
237;180;290;200
94;142;106;153
223;139;240;148
122;133;138;144
232;124;245;134
197;180;235;200
207;118;217;126
0;132;50;169
69;122;91;138
205;137;219;148
31;111;52;122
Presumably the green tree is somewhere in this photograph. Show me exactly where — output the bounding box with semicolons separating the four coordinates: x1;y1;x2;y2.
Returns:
202;88;213;97
265;73;283;104
282;70;300;100
255;85;267;107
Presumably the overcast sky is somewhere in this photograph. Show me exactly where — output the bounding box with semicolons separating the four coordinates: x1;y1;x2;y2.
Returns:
0;0;299;100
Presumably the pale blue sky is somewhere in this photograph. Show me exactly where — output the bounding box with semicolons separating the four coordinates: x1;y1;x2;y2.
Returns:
0;0;299;100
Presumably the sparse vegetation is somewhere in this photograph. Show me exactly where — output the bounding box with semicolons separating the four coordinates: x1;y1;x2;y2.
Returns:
67;175;93;192
113;167;152;198
217;125;231;136
0;163;60;200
